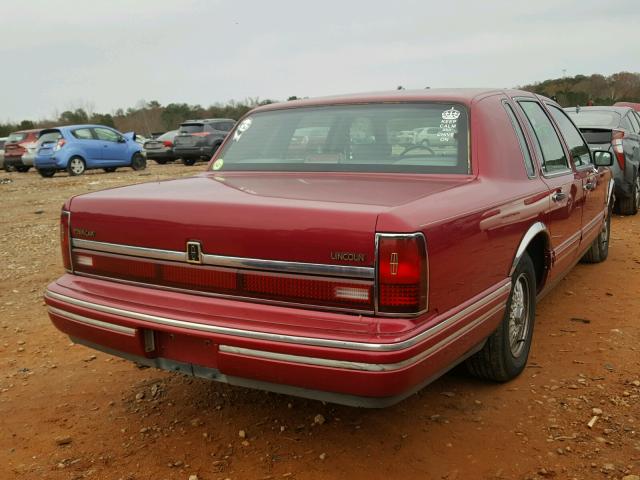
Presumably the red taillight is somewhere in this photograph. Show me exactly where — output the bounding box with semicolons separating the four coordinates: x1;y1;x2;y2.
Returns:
162;140;173;147
71;252;372;310
612;129;625;170
244;271;372;308
377;234;428;314
54;139;66;151
60;211;72;271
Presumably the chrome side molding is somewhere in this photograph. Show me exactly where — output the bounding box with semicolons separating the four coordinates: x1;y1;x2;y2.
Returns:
72;238;374;280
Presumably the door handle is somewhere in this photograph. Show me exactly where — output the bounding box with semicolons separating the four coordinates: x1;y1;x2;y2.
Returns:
551;191;567;202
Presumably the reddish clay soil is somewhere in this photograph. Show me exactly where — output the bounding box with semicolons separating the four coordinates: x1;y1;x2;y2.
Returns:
0;164;639;480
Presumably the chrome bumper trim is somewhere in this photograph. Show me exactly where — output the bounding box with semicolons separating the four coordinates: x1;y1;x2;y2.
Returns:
49;306;137;335
72;238;374;280
219;303;503;372
45;282;509;353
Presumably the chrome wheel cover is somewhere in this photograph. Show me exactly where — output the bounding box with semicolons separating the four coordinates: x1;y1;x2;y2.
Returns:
508;273;530;358
69;158;84;174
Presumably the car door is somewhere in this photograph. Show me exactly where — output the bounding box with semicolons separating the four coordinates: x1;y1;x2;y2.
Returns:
623;112;640;166
71;127;102;164
546;104;608;249
515;99;583;281
93;127;128;165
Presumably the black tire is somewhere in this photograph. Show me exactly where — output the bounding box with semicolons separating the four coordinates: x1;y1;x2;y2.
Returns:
154;159;168;165
131;153;147;171
37;168;56;178
617;175;639;215
103;167;117;173
581;203;612;263
466;252;536;382
182;158;197;166
16;166;30;173
67;156;86;176
4;163;15;172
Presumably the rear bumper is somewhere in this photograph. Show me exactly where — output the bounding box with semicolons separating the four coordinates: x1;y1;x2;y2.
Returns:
4;155;24;168
44;274;509;406
174;146;212;158
145;150;176;161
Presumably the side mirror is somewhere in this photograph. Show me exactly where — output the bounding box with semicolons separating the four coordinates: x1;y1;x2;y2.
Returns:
593;150;613;167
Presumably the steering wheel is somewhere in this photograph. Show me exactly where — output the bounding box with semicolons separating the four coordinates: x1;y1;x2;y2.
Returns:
398;144;436;157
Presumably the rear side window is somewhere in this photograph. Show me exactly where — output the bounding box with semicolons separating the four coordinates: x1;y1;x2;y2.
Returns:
180;124;204;134
621;115;634;132
94;127;122;142
518;101;570;174
547;105;591;167
72;128;93;140
503;102;535;177
626;113;640;133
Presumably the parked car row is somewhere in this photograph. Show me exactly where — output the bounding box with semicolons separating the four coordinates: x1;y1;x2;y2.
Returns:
45;88;619;407
565;103;640;215
1;118;237;176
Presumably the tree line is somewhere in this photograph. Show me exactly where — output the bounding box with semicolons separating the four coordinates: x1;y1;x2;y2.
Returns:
2;71;639;137
520;71;640;107
0;97;277;137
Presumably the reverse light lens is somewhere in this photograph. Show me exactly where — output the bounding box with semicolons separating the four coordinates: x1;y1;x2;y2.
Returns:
377;234;428;314
60;211;72;271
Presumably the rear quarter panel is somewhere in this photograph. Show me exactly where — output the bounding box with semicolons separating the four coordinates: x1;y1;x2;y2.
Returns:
377;93;551;316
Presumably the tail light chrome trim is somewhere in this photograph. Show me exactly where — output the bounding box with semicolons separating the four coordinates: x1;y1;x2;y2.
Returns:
71;238;373;280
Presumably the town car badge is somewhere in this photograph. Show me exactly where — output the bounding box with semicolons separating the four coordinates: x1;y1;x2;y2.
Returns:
186;241;202;264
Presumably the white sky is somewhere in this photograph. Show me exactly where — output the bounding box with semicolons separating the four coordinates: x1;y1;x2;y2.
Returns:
1;0;638;122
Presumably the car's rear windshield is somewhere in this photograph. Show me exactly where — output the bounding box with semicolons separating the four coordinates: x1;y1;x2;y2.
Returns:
566;110;620;128
179;124;204;134
38;131;62;144
7;132;27;143
212;103;470;174
157;130;177;141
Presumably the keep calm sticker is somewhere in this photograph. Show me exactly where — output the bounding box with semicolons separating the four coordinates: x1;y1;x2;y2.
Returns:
233;117;253;142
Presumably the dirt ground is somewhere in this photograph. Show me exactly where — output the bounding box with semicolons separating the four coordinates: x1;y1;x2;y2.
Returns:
0;163;639;480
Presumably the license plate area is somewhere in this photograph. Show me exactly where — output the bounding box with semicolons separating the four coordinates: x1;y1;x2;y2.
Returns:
154;331;218;368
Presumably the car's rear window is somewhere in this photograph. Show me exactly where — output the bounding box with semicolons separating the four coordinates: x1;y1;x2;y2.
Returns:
157;130;177;141
7;132;27;143
211;121;234;132
38;131;62;144
213;103;470;174
179;124;204;134
566;110;621;128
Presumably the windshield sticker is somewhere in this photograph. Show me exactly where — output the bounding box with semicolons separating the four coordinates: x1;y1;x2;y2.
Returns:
212;158;224;170
438;107;460;142
233;117;253;142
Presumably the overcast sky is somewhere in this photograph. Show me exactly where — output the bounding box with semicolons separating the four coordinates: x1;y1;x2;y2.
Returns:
1;0;638;122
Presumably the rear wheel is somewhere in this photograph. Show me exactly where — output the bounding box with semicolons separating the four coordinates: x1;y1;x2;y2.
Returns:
16;166;30;173
466;252;536;381
618;175;639;215
131;153;147;171
581;203;612;263
67;157;86;176
182;158;197;166
103;167;117;173
154;159;168;165
37;168;56;178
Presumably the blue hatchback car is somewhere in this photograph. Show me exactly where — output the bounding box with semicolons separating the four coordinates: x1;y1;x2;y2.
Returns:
34;124;146;177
